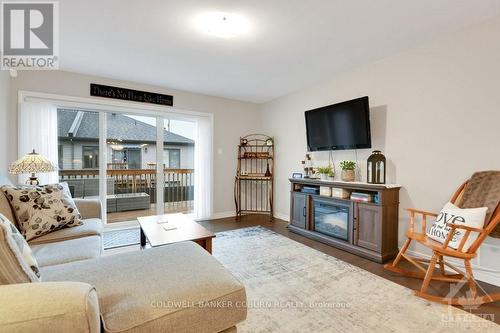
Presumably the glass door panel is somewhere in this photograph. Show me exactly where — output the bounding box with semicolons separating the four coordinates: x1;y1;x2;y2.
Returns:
57;109;104;200
163;119;195;214
106;113;159;224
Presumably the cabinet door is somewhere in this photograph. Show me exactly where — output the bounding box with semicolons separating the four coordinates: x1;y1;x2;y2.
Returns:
355;203;381;252
291;192;307;229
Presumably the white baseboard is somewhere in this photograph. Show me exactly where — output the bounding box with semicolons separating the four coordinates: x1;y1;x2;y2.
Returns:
406;249;500;287
273;212;289;222
206;211;236;220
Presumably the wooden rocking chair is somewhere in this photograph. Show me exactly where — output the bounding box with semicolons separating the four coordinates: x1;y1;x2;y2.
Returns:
384;171;500;306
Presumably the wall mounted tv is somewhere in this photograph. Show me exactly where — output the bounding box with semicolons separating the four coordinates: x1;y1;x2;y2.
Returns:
305;96;371;151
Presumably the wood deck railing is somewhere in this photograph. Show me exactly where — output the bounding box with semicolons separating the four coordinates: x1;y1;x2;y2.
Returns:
59;168;194;204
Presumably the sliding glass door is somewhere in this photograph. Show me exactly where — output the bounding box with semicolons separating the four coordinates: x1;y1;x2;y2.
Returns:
163;118;195;214
50;103;211;224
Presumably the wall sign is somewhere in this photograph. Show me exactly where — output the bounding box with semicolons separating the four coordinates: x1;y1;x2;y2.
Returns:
90;83;173;106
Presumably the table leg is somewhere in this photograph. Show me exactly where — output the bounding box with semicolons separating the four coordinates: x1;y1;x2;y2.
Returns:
194;238;212;254
140;228;146;249
204;238;212;254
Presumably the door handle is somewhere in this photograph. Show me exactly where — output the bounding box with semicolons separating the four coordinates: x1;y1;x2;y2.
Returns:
303;206;306;217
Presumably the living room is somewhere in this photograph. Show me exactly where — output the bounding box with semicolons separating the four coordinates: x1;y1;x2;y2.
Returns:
1;1;500;332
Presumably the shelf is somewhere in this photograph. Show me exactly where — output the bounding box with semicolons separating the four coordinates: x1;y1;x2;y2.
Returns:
236;176;272;180
235;134;274;218
238;144;273;147
289;178;401;191
238;157;273;160
301;192;380;205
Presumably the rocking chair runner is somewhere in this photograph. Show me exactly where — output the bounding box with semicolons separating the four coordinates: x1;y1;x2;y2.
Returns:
385;171;500;306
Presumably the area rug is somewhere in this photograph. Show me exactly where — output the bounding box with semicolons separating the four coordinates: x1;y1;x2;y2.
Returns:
103;228;140;249
212;227;497;332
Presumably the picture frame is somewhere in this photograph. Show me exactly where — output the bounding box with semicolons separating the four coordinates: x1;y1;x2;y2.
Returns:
291;172;303;179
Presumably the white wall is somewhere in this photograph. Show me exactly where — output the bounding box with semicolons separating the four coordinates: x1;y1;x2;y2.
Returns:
260;17;500;285
8;70;261;216
0;71;11;177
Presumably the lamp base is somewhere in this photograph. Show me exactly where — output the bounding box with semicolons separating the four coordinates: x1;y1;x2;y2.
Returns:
26;174;39;186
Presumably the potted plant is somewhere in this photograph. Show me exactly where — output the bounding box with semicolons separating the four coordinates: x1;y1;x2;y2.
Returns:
316;165;334;181
339;161;356;182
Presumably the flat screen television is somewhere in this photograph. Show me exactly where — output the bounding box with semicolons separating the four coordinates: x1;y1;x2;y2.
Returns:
305;96;371;151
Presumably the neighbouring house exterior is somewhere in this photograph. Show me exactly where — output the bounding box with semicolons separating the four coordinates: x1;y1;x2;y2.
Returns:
57;109;195;170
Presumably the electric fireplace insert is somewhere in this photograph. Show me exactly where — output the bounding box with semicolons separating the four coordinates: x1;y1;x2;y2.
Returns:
313;197;351;242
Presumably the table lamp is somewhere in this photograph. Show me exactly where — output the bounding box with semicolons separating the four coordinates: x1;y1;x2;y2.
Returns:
9;149;56;185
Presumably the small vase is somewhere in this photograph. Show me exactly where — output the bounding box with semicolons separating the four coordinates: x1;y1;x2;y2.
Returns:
320;174;328;181
341;169;355;182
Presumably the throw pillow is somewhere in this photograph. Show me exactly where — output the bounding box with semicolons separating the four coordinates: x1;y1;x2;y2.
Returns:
1;183;83;242
427;202;487;252
0;213;40;284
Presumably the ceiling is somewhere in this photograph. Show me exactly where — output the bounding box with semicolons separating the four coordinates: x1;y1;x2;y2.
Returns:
60;0;500;103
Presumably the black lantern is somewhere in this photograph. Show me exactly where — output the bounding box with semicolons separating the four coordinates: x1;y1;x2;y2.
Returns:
367;150;386;184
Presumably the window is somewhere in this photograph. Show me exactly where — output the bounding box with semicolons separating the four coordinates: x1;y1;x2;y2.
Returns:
83;146;99;169
164;148;181;168
111;149;125;169
112;148;142;169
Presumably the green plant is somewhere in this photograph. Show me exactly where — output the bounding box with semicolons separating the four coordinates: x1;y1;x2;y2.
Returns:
339;161;356;171
316;165;334;177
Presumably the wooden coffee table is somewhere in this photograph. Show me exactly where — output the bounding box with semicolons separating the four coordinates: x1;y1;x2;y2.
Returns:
137;213;215;253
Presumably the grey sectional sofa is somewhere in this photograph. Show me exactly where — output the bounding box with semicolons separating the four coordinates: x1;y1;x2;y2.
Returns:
0;181;247;333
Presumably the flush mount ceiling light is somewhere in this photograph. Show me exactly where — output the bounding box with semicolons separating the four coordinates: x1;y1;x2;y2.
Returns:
194;12;250;38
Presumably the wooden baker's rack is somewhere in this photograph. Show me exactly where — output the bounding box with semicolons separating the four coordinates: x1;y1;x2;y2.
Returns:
234;134;274;220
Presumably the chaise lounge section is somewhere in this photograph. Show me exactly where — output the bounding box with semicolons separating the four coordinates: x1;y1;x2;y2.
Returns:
0;180;247;333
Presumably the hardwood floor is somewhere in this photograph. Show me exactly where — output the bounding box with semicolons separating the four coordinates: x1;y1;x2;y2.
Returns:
197;214;500;324
105;213;500;324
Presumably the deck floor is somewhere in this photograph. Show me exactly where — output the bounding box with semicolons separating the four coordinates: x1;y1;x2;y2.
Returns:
106;202;193;223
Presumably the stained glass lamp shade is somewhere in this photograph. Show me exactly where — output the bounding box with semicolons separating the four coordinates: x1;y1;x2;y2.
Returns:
9;150;56;185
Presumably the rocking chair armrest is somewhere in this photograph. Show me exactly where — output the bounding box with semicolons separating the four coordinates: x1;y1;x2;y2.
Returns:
406;208;439;218
442;223;485;252
406;208;438;233
445;223;485;234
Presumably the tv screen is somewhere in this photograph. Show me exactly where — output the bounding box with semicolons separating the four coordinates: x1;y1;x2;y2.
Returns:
305;96;371;151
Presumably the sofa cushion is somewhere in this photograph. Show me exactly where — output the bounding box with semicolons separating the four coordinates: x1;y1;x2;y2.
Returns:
29;218;103;245
74;198;102;219
0;282;100;333
0;213;40;284
2;183;83;241
32;235;102;267
41;242;247;333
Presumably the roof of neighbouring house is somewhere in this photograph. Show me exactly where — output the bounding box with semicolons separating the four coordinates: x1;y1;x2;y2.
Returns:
57;109;194;145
